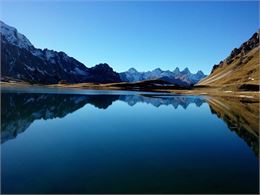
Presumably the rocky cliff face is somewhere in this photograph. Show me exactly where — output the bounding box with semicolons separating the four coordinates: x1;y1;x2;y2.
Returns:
198;31;259;87
1;20;206;86
0;21;121;84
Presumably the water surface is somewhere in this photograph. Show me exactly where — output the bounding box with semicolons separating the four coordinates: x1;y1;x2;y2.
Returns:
1;88;259;194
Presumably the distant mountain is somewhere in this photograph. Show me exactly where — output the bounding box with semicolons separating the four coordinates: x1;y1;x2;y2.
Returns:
120;67;206;86
198;31;259;89
0;21;121;84
88;63;121;83
0;20;206;86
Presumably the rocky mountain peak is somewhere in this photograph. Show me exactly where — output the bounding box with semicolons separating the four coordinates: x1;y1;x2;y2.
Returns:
120;66;206;85
196;70;204;76
128;68;138;73
173;67;180;74
91;63;114;72
89;63;121;83
226;31;259;65
153;68;162;72
1;21;121;84
181;67;190;74
0;21;34;50
198;30;259;87
209;31;259;75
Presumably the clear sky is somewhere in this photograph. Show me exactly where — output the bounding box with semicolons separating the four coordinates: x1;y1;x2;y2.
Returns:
0;1;259;74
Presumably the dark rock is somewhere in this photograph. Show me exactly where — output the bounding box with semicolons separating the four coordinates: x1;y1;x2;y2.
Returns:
210;31;259;73
87;63;121;83
1;21;122;84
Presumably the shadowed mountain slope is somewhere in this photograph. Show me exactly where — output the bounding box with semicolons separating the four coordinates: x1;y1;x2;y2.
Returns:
0;21;121;84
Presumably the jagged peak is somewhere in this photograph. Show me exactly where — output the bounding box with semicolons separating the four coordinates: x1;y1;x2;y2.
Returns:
153;68;162;72
93;63;111;68
196;70;205;75
128;67;138;72
181;67;190;74
225;31;259;64
0;20;34;50
173;67;180;73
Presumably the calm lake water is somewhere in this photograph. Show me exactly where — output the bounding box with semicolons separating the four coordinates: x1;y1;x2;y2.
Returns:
1;88;259;194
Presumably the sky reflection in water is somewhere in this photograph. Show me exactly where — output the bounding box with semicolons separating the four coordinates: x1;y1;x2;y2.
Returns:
1;90;259;194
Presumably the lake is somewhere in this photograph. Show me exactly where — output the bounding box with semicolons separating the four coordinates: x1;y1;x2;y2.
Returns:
1;88;259;194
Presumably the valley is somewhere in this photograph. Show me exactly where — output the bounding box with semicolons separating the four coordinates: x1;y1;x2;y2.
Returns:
1;20;259;101
1;2;259;194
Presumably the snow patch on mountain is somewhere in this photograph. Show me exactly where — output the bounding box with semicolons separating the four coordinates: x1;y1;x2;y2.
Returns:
0;21;33;50
120;67;207;85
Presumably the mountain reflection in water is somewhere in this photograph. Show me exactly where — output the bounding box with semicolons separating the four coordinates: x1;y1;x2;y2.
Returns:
207;97;259;156
1;92;259;157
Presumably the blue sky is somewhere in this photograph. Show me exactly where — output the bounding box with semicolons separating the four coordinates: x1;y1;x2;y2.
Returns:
1;1;259;74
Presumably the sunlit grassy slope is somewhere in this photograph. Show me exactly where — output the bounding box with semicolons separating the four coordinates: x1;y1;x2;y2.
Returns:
198;32;259;88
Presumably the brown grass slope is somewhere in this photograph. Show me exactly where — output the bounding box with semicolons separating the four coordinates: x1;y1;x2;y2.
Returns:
198;31;259;90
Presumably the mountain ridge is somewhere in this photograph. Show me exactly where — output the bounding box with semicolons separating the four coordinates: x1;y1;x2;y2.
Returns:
198;31;259;88
1;21;121;84
0;20;218;87
120;67;206;86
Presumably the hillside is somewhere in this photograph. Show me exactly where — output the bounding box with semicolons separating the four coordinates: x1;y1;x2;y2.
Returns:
1;20;258;91
0;20;206;86
198;31;259;90
0;21;121;84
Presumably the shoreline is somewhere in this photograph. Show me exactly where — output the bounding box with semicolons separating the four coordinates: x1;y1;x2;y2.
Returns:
1;81;259;100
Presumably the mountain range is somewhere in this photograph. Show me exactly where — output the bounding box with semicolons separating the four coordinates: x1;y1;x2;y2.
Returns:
120;67;206;86
1;21;121;84
0;21;206;86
